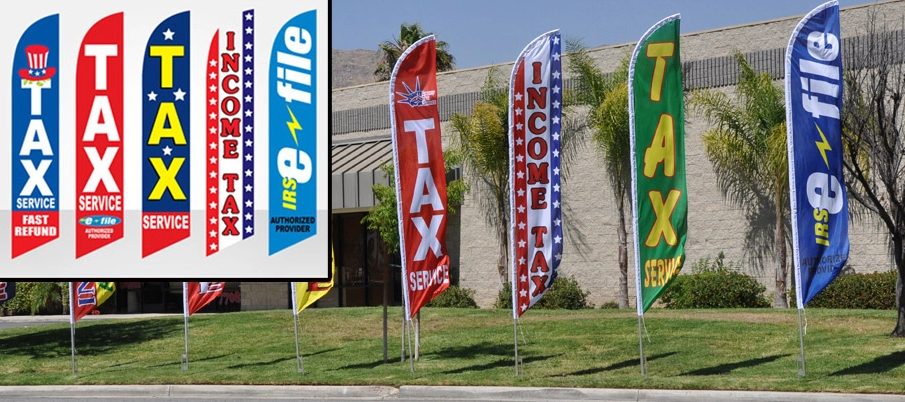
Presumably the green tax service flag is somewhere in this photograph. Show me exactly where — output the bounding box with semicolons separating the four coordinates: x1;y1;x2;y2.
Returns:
629;14;688;314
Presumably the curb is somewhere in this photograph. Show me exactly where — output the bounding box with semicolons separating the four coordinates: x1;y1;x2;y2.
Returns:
0;385;398;399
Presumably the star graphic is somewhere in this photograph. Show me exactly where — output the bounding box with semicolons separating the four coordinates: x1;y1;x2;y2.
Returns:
209;141;217;149
245;68;253;75
516;123;523;131
554;218;562;226
517;188;525;197
518;239;526;248
210;217;217;225
245;80;253;88
552;71;561;80
553;52;561;61
245;42;252;50
245;55;252;63
515;108;522;116
209;186;217;194
552;132;560;141
554;235;562;244
245;226;253;234
209;127;217;135
552;116;561;125
209;156;217;164
245;13;253;21
519;260;526;268
209;97;217;106
245;26;253;35
519;289;527;298
516;154;524;163
521;304;527;311
209;84;217;93
553;200;561;209
245;200;253;208
163;28;175;40
209;59;217;67
245;169;253;177
553;184;561;192
555;253;563;261
245;184;252;192
174;88;187;101
245;109;253;117
245;153;252;161
554;167;561;175
518;221;526;229
245;213;253;221
209;71;217;80
245;125;253;133
209;112;217;120
147;91;157;101
516;170;524;179
552;36;560;45
552;85;561;94
517;205;526;213
514;92;523;101
245;139;253;147
162;146;172;156
209;170;217;179
516;138;523;146
553;150;560;158
209;201;217;209
244;95;253;103
553;100;561;109
210;243;218;251
209;230;217;238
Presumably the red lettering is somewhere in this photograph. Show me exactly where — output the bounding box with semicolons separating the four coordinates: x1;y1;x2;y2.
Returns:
530;187;547;209
527;163;549;184
222;173;239;192
220;118;240;137
530;226;547;247
223;139;238;159
529;112;546;134
531;274;549;296
221;216;239;236
221;194;239;214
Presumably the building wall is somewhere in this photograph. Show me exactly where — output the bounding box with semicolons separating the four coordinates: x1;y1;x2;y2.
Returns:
240;282;290;311
332;1;904;308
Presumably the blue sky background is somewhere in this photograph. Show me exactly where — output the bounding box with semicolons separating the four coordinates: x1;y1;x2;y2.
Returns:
332;0;877;69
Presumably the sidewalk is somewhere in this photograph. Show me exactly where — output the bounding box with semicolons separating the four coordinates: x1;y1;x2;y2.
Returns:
0;385;903;401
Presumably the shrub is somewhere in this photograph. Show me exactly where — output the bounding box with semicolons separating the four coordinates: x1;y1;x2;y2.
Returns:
789;270;896;309
599;301;620;309
660;253;770;309
426;285;478;308
0;282;66;316
494;275;593;310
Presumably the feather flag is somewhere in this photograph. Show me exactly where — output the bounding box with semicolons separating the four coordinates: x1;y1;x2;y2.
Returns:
293;246;335;314
184;282;224;316
389;35;451;320
70;281;116;323
509;29;563;318
786;0;849;309
630;14;688;315
0;282;16;308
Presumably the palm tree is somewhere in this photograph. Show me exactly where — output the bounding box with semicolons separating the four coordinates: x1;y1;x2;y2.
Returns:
449;68;510;287
688;52;790;308
374;22;455;82
565;40;632;308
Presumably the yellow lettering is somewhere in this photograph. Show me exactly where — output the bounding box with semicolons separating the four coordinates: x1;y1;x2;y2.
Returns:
149;45;184;89
646;42;675;102
645;190;682;247
148;157;186;200
643;113;676;178
148;103;186;145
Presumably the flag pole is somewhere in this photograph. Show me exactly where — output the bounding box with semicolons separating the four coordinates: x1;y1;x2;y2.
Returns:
69;282;77;374
406;318;415;377
637;315;646;376
513;318;520;376
797;308;806;376
291;283;304;374
182;282;189;371
400;308;406;362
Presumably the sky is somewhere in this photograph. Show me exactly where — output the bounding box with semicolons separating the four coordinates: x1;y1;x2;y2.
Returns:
331;0;877;69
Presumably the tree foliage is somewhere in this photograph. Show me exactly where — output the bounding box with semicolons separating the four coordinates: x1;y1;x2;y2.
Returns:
374;22;455;82
688;52;790;307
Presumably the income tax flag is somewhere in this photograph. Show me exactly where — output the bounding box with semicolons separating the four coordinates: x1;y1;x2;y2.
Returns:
389;35;450;322
509;29;563;319
785;0;848;376
629;14;687;375
182;282;224;370
68;282;116;373
290;245;335;373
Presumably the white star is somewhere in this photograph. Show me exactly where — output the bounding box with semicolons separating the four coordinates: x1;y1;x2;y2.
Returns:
519;289;527;298
209;201;217;209
245;125;253;133
174;88;186;101
555;253;563;261
245;169;253;177
518;221;526;230
245;42;252;50
162;146;172;156
162;28;175;40
520;304;527;311
209;156;217;164
554;167;561;175
209;230;217;238
514;92;523;101
245;12;253;20
553;100;561;109
517;170;524;179
518;239;526;248
516;154;524;163
245;184;252;192
554;235;562;244
147;91;157;101
517;205;526;213
520;274;527;282
209;97;217;105
552;116;561;125
209;186;217;194
516;138;524;146
553;150;560;158
553;52;561;61
245;200;253;208
245;54;252;63
209;112;217;120
245;213;253;221
209;127;217;135
209;170;217;179
209;71;217;80
245;68;253;75
552;71;561;80
515;108;523;116
554;218;562;226
552;85;561;94
553;184;560;192
209;141;217;149
210;243;218;251
516;123;523;131
517;188;525;198
210;217;217;225
245;95;253;103
245;80;253;88
245;226;253;234
552;36;560;45
209;59;217;67
553;132;560;141
245;26;253;35
245;153;252;161
553;200;561;209
209;84;217;93
245;139;253;147
245;109;253;118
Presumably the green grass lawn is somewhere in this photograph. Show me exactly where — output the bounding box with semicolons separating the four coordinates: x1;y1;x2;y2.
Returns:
1;307;904;393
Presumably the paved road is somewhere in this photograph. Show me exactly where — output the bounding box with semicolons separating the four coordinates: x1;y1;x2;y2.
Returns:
1;385;904;402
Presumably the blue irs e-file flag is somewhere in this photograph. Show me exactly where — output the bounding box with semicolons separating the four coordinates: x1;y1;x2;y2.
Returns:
268;10;317;255
786;0;849;308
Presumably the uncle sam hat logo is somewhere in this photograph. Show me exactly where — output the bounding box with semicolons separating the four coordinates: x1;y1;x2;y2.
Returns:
19;44;56;81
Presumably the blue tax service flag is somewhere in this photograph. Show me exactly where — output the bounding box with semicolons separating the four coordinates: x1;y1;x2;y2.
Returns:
786;0;849;308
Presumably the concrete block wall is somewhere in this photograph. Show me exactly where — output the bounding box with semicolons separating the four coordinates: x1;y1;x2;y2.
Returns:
240;282;290;311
